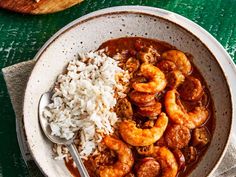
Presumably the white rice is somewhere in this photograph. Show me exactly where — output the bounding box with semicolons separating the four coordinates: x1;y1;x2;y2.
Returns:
43;50;129;158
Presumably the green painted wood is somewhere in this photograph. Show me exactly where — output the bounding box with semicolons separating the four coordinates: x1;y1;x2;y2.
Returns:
0;0;235;176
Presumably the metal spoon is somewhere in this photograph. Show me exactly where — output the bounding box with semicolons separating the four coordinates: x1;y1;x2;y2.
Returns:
38;92;90;177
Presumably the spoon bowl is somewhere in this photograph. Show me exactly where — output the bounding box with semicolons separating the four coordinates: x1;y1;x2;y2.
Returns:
38;92;75;145
38;91;89;177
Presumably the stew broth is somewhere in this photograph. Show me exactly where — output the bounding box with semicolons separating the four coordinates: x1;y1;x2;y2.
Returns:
65;37;215;177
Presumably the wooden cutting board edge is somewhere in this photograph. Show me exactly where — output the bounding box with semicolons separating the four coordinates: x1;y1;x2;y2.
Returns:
0;0;84;14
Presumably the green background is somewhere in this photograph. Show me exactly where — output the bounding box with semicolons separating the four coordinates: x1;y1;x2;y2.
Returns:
0;0;235;176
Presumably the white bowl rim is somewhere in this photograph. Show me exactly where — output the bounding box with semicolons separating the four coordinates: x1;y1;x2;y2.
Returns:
23;5;236;177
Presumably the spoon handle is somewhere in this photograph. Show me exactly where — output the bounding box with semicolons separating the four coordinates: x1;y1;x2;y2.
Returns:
67;143;90;177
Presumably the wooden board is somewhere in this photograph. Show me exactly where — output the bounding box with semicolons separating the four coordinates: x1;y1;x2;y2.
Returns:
0;0;84;14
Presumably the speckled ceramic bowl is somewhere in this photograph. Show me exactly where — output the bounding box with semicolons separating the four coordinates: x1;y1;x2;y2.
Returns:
23;6;236;177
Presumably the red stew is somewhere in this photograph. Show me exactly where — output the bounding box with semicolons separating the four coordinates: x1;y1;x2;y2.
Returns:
65;37;215;177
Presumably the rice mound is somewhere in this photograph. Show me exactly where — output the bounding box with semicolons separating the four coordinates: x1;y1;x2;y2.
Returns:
43;50;129;157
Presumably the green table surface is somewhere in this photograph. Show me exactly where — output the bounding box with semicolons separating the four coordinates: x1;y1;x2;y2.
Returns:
0;0;236;176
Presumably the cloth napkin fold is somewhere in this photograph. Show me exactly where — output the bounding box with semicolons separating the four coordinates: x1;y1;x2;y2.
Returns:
2;60;236;177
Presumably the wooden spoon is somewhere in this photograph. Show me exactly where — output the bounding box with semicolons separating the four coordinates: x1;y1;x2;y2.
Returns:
0;0;84;14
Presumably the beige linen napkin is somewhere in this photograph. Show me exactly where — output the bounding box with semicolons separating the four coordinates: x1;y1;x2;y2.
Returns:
2;60;236;177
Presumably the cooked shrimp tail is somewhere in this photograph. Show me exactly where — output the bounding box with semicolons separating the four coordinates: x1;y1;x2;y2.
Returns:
154;146;178;177
162;50;192;76
132;63;167;93
99;136;134;177
119;113;168;146
165;89;208;129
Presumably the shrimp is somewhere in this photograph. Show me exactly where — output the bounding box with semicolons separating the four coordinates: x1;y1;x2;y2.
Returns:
99;136;134;177
154;146;178;177
132;63;167;93
119;113;168;146
139;146;178;177
161;50;192;75
164;89;209;129
129;90;156;105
